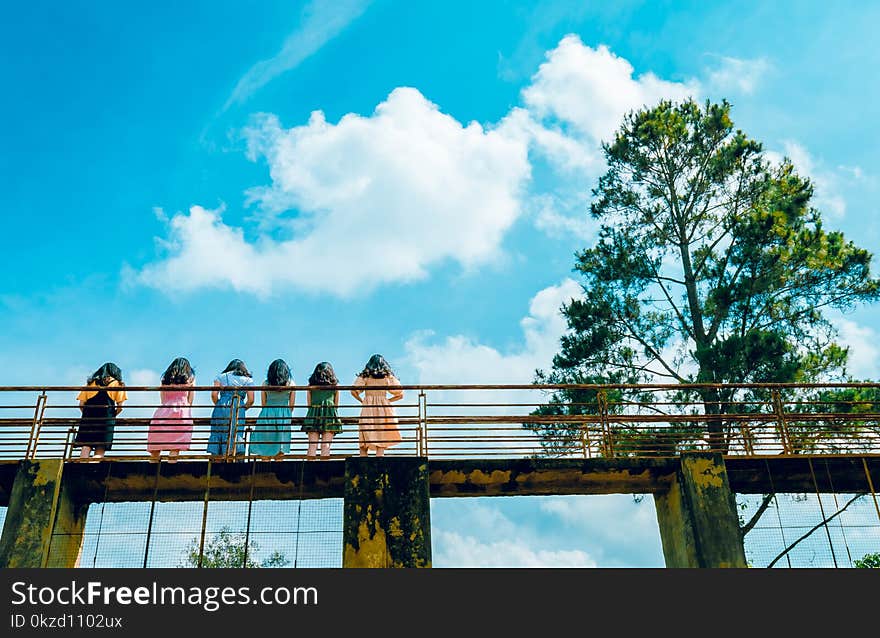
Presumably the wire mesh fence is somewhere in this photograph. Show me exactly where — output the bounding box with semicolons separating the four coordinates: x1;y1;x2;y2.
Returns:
55;499;343;569
738;456;880;567
44;461;343;568
741;493;880;568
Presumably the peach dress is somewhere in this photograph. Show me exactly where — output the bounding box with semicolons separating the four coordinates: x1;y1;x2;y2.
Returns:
355;375;404;451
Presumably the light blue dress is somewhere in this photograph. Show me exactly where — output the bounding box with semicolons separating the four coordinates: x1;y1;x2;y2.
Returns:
207;372;255;456
249;387;293;456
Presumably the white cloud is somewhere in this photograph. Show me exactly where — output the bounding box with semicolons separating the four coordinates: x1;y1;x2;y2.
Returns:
431;499;598;567
138;36;733;296
433;530;597;567
539;495;664;561
137;88;531;297
404;279;582;456
837;165;870;182
522;36;698;145
766;141;859;220
497;106;602;174
779;140;847;218
405;278;582;385
706;56;771;95
136;204;272;295
530;194;595;240
510;35;699;238
431;496;664;567
224;0;370;108
833;317;880;380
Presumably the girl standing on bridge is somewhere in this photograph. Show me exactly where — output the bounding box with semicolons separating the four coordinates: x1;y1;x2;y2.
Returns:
73;362;127;461
350;354;404;456
147;357;195;462
207;359;255;459
250;358;295;457
301;362;342;459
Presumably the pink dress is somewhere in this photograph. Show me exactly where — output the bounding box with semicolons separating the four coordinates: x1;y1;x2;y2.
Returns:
355;375;404;451
147;388;193;452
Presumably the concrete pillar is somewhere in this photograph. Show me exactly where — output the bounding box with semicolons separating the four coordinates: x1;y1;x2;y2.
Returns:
343;457;431;568
654;452;747;568
0;459;87;568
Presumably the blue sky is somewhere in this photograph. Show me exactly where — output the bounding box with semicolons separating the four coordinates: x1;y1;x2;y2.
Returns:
2;0;879;566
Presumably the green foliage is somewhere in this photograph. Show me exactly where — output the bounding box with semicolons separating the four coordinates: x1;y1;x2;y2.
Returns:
179;526;290;568
529;99;880;455
854;552;880;568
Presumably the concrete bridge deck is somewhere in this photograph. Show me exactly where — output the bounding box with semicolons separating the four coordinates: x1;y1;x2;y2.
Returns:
2;455;878;506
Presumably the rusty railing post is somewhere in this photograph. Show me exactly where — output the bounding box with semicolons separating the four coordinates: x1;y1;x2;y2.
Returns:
63;427;74;461
26;391;47;459
597;390;613;457
416;389;424;457
581;419;589;459
772;389;792;454
419;389;428;458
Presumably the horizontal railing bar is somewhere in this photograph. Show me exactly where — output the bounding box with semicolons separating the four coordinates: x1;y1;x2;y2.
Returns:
5;382;880;392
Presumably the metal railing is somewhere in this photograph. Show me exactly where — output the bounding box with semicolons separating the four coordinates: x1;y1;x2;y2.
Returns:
1;383;879;462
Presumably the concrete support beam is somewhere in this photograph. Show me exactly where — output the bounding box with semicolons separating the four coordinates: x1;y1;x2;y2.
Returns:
61;459;347;503
725;456;880;494
654;453;747;568
343;457;431;568
429;458;676;496
4;456;870;506
0;460;87;568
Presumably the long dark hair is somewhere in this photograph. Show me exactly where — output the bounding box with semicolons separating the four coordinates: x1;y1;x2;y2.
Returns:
266;359;291;387
162;357;194;385
88;362;123;386
221;358;252;378
358;354;394;379
308;362;337;386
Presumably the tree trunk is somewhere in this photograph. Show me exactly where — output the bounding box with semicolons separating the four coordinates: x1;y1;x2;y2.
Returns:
699;387;728;454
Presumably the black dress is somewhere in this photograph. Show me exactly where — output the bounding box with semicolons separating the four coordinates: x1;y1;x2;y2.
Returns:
73;389;117;450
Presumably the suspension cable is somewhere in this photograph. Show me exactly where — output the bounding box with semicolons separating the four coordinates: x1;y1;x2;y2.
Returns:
808;457;838;568
764;458;791;568
293;459;306;568
91;462;112;568
142;461;161;568
242;459;257;567
823;459;853;566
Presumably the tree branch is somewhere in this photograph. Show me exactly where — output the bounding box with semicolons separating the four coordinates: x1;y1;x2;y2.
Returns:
613;312;688;383
646;261;695;342
740;493;775;536
766;493;864;568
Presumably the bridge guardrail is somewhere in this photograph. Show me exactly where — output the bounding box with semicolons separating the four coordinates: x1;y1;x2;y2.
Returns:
0;383;878;462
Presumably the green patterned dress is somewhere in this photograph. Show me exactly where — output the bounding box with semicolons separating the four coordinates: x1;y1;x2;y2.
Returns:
301;388;343;433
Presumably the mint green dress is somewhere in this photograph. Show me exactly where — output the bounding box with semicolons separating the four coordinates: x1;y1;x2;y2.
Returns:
250;390;292;455
301;388;342;433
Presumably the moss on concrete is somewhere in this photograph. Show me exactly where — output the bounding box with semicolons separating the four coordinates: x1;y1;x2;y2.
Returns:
343;457;431;568
0;460;85;568
655;453;747;568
